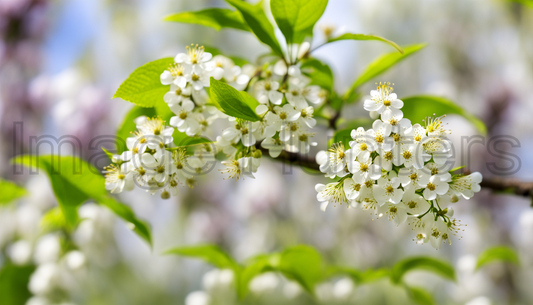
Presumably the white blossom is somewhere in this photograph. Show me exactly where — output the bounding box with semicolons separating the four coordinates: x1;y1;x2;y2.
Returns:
420;175;449;200
103;163;133;194
378;202;408;226
449;172;482;199
373;176;404;206
254;80;283;105
363;82;403;114
316;181;348;211
261;137;284;158
402;186;430;215
170;100;200;135
222;121;257;147
175;44;213;71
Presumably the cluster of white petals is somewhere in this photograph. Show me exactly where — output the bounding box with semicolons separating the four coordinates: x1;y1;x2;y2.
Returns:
216;59;326;180
104;116;215;199
106;44;328;191
315;82;482;249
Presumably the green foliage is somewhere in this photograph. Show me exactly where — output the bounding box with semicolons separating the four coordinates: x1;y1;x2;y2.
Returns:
12;155;95;227
228;56;250;67
226;0;284;57
166;243;459;302
328;266;389;285
404;285;436;305
166;244;325;298
164;8;250;31
390;256;456;284
402;95;487;135
12;155;152;246
270;0;328;44
116;106;157;153
99;197;152;246
172;131;213;150
115;104;171;154
509;0;533;8
0;263;35;305
301;58;334;92
40;206;69;233
165;244;240;270
331;118;373;147
113;58;174;108
210;77;260;121
0;179;27;205
344;43;427;101
328;33;403;53
165;244;248;299
238;256;273;298
476;246;519;270
270;245;325;294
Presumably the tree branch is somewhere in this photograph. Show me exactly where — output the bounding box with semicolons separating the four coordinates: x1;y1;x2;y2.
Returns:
479;177;533;199
328;110;341;130
258;146;533;201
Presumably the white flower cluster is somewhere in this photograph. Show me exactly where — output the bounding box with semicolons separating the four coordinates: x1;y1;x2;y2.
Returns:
161;44;252;137
106;45;260;196
104;116;215;199
315;82;482;249
106;44;329;194
216;58;326;180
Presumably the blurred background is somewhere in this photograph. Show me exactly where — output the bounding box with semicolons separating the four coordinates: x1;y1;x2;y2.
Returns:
1;0;533;304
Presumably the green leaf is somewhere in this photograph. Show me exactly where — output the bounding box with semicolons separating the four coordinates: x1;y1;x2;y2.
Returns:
210;77;260;121
226;0;283;57
328;266;389;284
203;46;222;56
172;131;212;148
476;246;519;270
12;155;93;227
164;8;250;31
229;56;249;67
270;0;328;44
40;207;68;232
331;118;373;148
404;285;435;305
113;58;174;108
391;256;456;284
115;100;177;154
344;43;427;101
0;263;35;305
328;33;403;53
509;0;533;8
238;256;274;298
99;197;152;246
270;245;324;294
165;244;240;270
0;179;27;205
402;95;487;135
116;106;157;153
12;155;152;246
301;58;334;92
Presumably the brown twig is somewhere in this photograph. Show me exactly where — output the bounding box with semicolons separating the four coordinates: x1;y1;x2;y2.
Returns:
328;110;341;130
479;177;533;199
